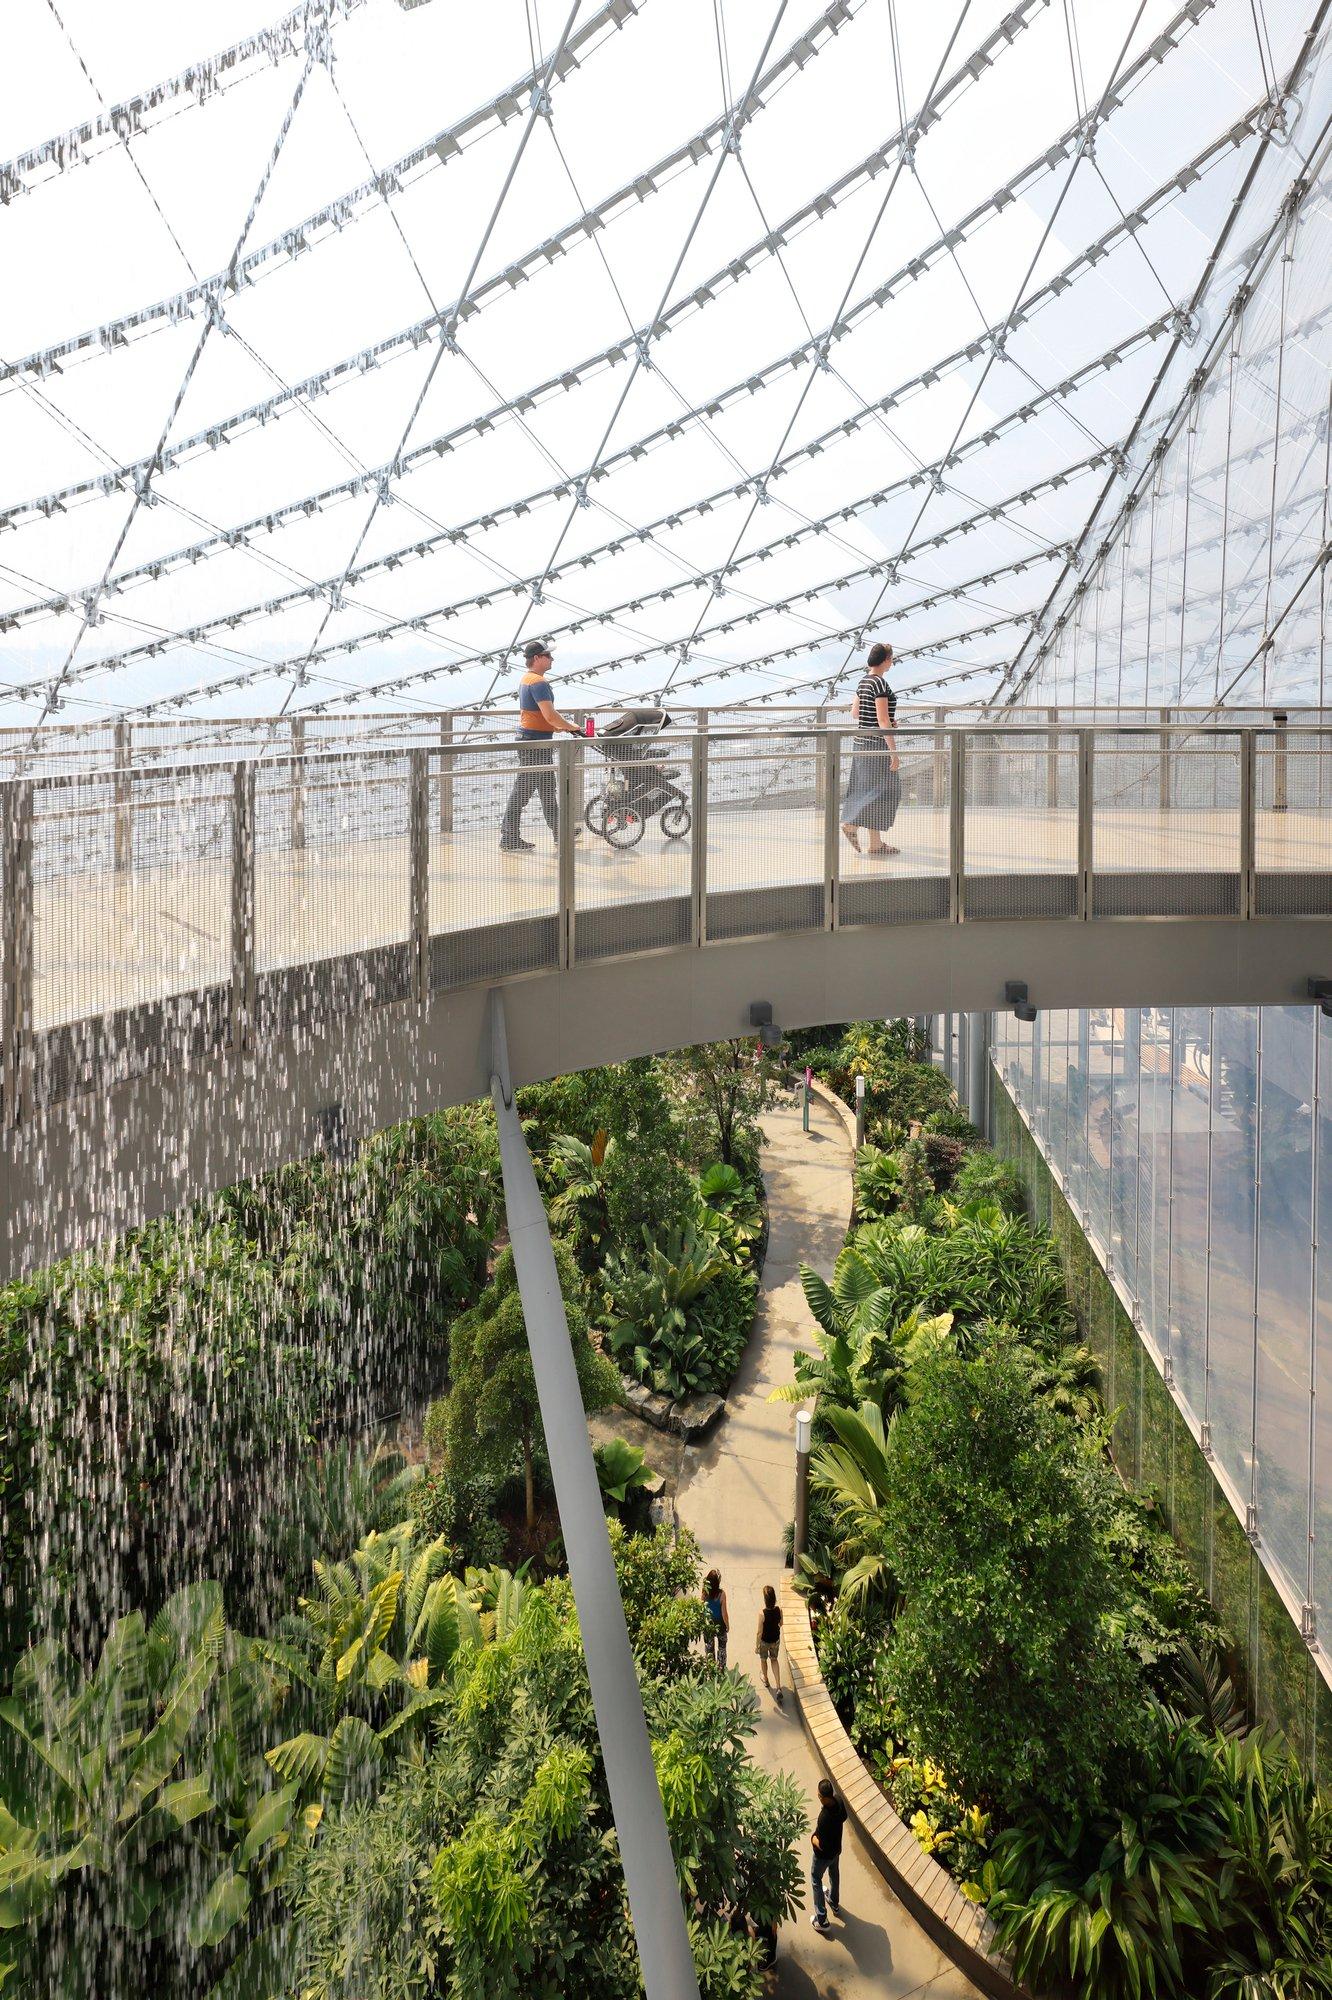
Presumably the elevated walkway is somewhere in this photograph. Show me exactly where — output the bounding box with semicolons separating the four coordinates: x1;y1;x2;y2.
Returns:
3;719;1330;1279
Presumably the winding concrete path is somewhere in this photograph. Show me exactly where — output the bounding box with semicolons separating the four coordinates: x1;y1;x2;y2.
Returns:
676;1089;982;2000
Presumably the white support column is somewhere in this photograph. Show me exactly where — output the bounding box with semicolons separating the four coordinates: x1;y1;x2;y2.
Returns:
487;992;700;2000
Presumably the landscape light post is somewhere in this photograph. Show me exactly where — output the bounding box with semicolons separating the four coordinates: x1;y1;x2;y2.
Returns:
854;1073;866;1149
793;1408;813;1565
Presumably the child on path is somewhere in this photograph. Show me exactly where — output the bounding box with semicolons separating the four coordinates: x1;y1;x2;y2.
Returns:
755;1583;784;1702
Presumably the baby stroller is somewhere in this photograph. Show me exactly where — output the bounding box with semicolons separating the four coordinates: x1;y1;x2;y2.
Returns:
584;707;692;848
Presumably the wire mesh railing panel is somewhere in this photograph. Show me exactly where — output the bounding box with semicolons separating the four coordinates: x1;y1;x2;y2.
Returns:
255;757;410;975
964;731;1078;919
1254;733;1332;913
1092;731;1241;916
429;748;560;985
704;736;823;940
573;738;692;961
31;768;232;1030
837;729;951;926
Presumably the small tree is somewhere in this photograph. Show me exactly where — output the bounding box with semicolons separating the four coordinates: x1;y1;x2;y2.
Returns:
666;1040;771;1173
442;1244;618;1530
880;1341;1139;1818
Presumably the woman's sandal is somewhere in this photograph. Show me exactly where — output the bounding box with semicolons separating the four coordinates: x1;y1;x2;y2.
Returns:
865;845;899;859
840;825;861;852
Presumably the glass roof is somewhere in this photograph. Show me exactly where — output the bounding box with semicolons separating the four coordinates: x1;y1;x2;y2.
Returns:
0;0;1326;727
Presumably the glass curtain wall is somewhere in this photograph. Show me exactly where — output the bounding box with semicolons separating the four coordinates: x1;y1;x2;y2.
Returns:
1022;85;1332;712
989;1004;1332;1771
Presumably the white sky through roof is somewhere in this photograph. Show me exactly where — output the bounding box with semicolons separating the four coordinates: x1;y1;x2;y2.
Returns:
0;0;1324;726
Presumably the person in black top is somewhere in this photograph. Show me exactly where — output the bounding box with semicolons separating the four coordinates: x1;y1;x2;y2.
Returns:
810;1777;848;1931
840;639;901;858
755;1583;784;1703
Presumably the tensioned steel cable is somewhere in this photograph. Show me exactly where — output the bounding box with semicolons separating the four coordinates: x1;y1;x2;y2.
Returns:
1;0;646;388
793;0;1154;709
459;0;798;727
655;0;981;699
0;0;366;203
0;0;868;505
18;23;329;752
265;0;592;727
995;0;1332;705
0;0;1186;579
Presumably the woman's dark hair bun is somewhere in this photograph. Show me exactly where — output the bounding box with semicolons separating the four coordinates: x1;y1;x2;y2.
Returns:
867;641;891;669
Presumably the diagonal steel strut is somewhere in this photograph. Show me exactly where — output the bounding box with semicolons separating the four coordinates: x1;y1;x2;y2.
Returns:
486;989;700;2000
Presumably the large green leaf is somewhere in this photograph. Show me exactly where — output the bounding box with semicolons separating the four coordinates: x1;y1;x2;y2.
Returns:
238;1784;299;1868
187;1867;251;1949
324;1717;383;1806
264;1733;329;1789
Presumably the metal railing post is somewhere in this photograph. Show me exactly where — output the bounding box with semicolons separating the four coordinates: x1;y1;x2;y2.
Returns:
949;731;966;921
1159;705;1172;811
1272;710;1288;812
410;749;429;1006
690;732;709;946
2;782;33;1126
231;763;256;1052
113;718;132;872
814;704;828;810
1240;727;1256;920
558;740;575;968
1046;706;1059;810
290;717;306;851
933;704;946;808
1078;728;1095;920
822;731;840;930
438;713;454;834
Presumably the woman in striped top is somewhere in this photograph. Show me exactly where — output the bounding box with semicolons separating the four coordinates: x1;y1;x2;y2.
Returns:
840;641;901;856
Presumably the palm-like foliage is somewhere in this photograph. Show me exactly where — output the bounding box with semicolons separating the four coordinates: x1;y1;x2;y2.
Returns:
602;1226;727;1400
0;1583;295;1974
809;1402;899;1607
547;1130;615;1248
768;1242;953;1417
692;1163;764;1261
1016;1340;1102;1426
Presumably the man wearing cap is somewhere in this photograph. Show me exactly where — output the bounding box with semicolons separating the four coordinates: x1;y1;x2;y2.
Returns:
499;641;582;853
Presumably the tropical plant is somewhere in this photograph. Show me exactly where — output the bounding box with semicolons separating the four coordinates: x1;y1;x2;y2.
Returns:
692;1164;764;1262
601;1227;728;1400
664;1042;771;1175
894;1139;936;1224
879;1341;1140;1818
439;1244;618;1530
853;1144;900;1221
593;1437;655;1511
546;1130;616;1252
809;1401;899;1606
0;1584;294;1993
275;1441;424;1576
769;1247;953;1419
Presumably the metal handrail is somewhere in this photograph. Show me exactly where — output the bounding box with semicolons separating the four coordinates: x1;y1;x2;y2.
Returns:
5;722;1330;1125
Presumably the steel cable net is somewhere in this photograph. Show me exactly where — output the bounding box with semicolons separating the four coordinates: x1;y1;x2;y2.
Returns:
2;0;1330;741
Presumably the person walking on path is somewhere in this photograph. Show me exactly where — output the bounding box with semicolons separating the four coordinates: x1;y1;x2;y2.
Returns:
702;1568;729;1668
756;1583;784;1703
840;640;901;857
810;1777;848;1933
499;641;582;853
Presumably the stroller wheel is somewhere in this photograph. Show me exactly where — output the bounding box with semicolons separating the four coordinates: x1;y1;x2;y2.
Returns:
660;801;692;840
583;793;609;836
603;806;645;849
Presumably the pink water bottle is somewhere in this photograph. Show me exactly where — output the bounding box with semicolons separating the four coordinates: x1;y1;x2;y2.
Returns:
584;715;596;737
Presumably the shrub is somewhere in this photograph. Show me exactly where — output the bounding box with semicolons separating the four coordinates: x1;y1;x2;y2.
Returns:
441;1244;618;1530
951;1150;1027;1216
607;1521;707;1677
688;1263;759;1388
880;1341;1141;1819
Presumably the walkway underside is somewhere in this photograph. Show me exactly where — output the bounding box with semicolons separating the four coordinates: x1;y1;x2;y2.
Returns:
5;912;1329;1283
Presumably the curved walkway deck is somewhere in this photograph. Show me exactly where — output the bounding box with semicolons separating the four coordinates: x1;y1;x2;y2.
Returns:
676;1089;981;1999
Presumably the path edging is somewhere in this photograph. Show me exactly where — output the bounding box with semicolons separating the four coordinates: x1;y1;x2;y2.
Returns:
782;1578;1027;2000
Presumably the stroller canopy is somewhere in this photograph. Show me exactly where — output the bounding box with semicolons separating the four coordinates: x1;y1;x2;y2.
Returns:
599;707;671;736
